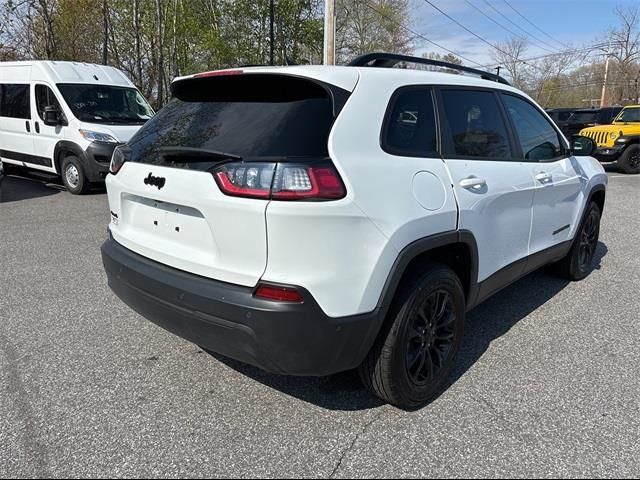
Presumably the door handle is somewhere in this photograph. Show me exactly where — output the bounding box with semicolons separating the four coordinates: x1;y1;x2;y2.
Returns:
459;177;487;190
25;121;30;133
535;172;553;183
35;122;40;134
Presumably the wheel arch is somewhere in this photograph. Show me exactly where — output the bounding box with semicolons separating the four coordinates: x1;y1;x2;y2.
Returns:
586;184;606;215
376;231;480;315
53;141;85;175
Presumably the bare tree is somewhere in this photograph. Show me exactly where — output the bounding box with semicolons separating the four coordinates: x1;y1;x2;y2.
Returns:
491;37;529;90
606;5;640;103
336;0;412;64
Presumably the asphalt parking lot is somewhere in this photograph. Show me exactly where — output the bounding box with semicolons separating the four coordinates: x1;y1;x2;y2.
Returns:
1;170;639;478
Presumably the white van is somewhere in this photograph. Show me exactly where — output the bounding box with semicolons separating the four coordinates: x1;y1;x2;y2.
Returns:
0;61;154;194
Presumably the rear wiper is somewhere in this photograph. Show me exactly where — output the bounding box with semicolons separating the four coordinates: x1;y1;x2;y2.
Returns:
158;146;242;161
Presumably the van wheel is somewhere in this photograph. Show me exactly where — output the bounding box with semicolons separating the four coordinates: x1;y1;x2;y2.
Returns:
618;145;640;174
554;202;601;281
358;264;465;410
61;156;89;195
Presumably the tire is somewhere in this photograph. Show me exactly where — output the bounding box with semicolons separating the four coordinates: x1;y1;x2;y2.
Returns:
554;202;601;281
358;264;465;410
618;144;640;174
61;155;89;195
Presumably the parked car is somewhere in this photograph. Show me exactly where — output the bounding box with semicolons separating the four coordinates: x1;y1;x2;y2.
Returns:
580;105;640;174
546;107;576;132
0;61;154;194
546;107;623;137
102;53;607;409
562;107;623;137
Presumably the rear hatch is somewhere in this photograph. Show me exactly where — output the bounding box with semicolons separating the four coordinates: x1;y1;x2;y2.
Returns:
106;70;355;286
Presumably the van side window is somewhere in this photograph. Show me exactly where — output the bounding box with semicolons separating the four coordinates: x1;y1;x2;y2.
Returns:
440;89;510;160
501;94;564;162
0;84;31;119
382;87;438;157
35;85;63;122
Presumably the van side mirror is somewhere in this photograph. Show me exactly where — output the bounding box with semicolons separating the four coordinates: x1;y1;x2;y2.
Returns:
43;105;62;126
571;135;597;156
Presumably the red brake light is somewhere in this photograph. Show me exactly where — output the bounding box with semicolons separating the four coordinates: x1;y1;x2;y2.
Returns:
212;161;346;201
254;284;304;303
193;69;244;79
272;166;346;200
213;163;275;199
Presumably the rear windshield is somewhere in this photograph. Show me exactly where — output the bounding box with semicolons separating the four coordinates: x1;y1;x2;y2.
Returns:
126;75;339;166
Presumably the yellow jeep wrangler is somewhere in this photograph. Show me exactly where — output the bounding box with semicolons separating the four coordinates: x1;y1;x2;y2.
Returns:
580;105;640;173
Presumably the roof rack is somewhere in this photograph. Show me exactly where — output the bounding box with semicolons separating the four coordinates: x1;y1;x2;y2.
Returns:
348;52;511;86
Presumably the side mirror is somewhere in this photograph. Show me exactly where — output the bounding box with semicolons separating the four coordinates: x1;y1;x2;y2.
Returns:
571;135;597;156
43;105;62;126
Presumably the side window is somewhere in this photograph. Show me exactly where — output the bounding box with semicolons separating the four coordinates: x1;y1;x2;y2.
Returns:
35;85;64;121
382;87;438;157
440;89;510;160
502;94;564;162
0;84;31;119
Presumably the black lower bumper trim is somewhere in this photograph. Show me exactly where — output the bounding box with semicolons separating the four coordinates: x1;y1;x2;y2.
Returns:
83;142;117;182
593;146;624;163
101;237;379;376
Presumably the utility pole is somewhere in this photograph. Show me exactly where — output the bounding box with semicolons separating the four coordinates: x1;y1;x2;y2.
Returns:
600;47;611;108
270;0;275;66
635;75;639;104
323;0;336;65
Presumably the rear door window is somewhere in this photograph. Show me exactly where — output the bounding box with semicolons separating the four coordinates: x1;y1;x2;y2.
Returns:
382;87;438;157
440;89;511;160
128;75;342;169
0;84;31;119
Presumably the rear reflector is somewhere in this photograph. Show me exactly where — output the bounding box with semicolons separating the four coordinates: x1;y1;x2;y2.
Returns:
254;284;304;303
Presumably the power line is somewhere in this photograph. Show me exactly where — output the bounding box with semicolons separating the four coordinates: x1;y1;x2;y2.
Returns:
479;42;610;69
502;0;569;50
420;0;562;77
463;0;529;44
422;0;518;60
479;0;563;53
361;0;486;67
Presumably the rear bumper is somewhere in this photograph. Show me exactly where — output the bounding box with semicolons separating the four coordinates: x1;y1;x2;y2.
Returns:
101;236;379;376
594;145;624;163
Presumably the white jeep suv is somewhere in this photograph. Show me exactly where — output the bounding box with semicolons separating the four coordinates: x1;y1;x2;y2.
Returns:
101;53;607;409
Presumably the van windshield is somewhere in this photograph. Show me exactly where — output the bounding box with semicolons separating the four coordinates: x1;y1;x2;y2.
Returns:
57;84;154;125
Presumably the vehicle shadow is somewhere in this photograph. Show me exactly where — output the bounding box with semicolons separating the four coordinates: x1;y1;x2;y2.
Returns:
208;242;608;412
0;175;63;203
0;174;106;203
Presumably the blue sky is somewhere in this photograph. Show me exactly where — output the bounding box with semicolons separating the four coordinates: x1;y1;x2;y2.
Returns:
410;0;634;66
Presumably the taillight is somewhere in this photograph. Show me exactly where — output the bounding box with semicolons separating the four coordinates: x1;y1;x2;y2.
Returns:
213;163;276;199
212;161;346;201
254;283;304;303
109;146;129;175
